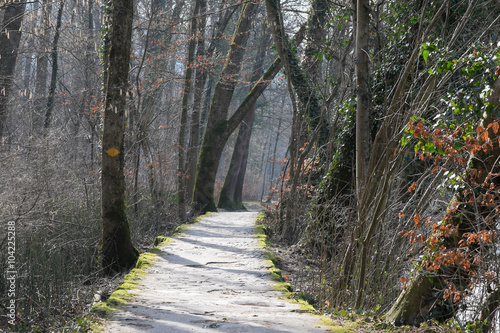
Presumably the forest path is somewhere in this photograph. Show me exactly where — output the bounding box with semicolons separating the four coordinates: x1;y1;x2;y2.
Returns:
102;210;330;332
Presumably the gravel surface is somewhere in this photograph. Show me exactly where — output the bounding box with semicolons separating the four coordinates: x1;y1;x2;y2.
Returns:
102;211;330;332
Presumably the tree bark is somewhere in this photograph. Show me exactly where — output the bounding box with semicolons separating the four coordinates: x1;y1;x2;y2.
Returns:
265;0;325;241
191;1;259;213
186;0;207;202
0;1;26;142
178;0;201;221
33;0;51;133
191;12;306;214
217;104;255;210
217;27;270;210
101;0;138;273
354;0;371;309
302;0;328;84
43;0;64;132
265;0;323;140
355;0;370;201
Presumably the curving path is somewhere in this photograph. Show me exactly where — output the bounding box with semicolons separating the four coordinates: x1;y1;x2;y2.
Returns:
103;211;329;332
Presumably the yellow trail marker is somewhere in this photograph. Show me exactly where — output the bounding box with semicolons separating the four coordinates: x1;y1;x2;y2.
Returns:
106;147;120;157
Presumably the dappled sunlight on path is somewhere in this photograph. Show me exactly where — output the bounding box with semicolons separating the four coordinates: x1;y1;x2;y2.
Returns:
103;212;330;332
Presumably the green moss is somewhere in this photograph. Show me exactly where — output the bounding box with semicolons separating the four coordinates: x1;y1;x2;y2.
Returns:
90;302;116;317
324;321;356;333
135;252;157;270
90;248;160;329
107;290;135;306
154;236;168;246
270;267;282;280
296;298;316;312
254;213;353;332
255;224;269;249
116;282;138;291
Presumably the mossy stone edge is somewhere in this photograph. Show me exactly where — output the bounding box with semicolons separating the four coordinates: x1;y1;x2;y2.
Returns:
87;212;212;331
255;212;355;333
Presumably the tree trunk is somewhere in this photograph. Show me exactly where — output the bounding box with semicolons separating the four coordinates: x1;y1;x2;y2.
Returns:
302;0;328;84
265;0;323;140
217;105;255;210
353;0;371;309
101;0;139;273
34;0;51;133
191;1;259;213
217;27;270;210
186;0;207;202
43;0;64;132
191;12;306;214
177;0;200;221
266;100;284;202
265;0;325;241
0;1;26;142
193;2;236;144
355;0;370;201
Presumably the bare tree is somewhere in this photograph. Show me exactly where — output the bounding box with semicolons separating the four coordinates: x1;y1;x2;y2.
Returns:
101;0;138;272
191;1;259;213
217;26;270;210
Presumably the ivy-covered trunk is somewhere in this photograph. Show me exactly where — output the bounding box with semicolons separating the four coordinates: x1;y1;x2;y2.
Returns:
101;0;139;273
265;0;325;241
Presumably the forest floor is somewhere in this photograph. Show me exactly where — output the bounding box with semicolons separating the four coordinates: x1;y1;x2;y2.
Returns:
92;206;452;333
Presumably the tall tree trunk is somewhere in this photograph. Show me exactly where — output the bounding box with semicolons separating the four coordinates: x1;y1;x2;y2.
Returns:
196;6;238;142
217;105;255;210
34;0;51;133
43;0;64;132
101;0;138;273
232;108;253;204
355;0;370;202
352;0;448;308
191;1;259;213
0;1;26;142
217;27;270;210
191;12;306;214
265;0;323;139
178;0;201;221
354;0;371;309
186;0;207;202
265;0;325;241
266;97;284;201
302;0;328;84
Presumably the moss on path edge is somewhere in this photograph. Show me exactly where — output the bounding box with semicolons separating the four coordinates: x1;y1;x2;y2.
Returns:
255;212;355;333
87;213;211;331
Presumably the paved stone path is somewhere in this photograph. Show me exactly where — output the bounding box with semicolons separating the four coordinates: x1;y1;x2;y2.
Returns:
103;211;330;332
